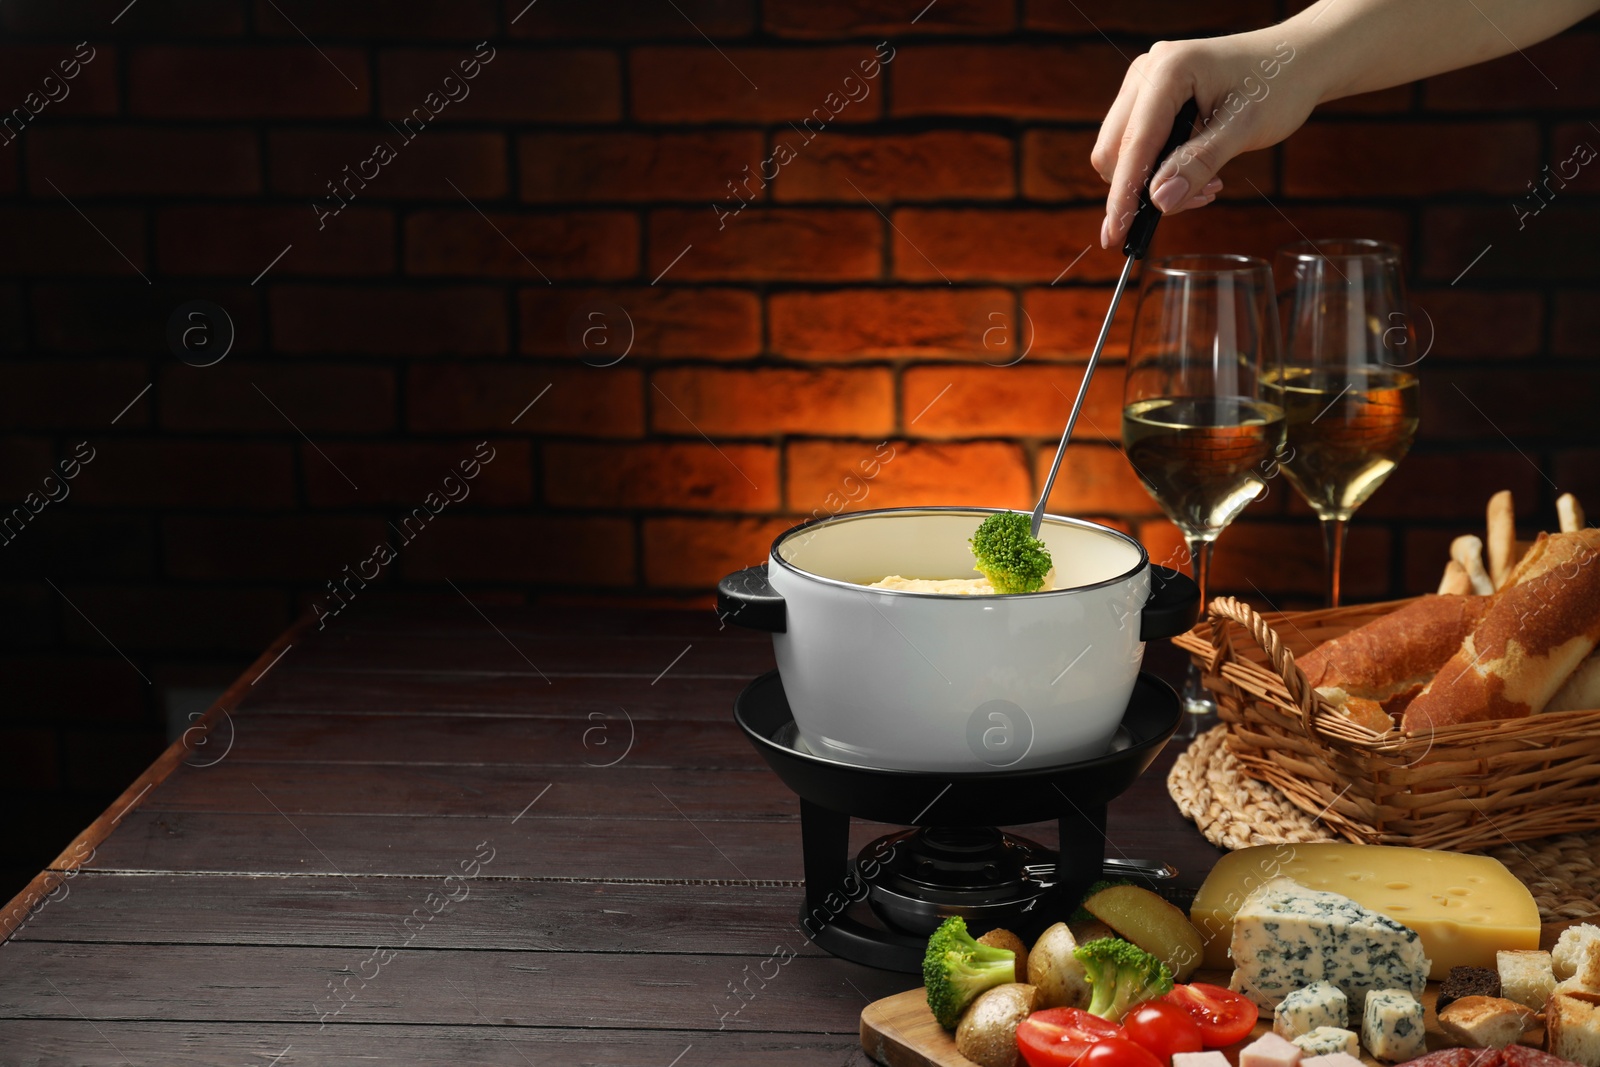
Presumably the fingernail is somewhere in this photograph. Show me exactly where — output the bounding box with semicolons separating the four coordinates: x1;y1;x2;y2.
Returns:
1152;176;1190;214
1100;215;1112;249
1202;177;1223;194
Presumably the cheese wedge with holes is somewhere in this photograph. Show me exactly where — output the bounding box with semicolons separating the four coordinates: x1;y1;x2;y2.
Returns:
1192;843;1539;978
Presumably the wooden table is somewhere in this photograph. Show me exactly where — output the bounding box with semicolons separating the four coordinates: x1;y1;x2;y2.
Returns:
0;602;1224;1064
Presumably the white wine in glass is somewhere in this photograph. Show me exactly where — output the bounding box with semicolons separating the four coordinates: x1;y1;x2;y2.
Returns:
1270;240;1420;606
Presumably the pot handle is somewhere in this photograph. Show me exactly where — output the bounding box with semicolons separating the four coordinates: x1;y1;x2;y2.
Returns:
1139;565;1200;642
716;563;787;633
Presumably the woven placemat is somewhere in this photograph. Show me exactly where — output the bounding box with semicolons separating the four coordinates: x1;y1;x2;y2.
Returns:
1169;725;1600;924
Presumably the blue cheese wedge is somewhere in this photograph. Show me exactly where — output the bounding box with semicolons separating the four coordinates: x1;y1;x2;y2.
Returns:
1229;876;1430;1008
1363;988;1426;1063
1293;1026;1360;1057
1275;982;1349;1038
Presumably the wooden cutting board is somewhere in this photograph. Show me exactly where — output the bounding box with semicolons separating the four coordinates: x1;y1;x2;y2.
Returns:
861;924;1578;1067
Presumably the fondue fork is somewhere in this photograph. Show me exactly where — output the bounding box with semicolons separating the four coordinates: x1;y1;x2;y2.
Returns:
1031;99;1201;538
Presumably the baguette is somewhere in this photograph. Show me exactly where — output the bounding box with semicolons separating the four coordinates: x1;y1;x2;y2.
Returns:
1548;653;1600;713
1403;530;1600;732
1297;594;1491;702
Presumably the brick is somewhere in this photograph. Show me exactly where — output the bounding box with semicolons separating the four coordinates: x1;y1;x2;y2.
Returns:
1285;122;1538;196
269;130;508;199
3;0;243;34
632;46;887;123
1418;369;1591;444
1026;0;1272;32
1354;451;1541;520
59;584;290;653
643;516;794;588
520;131;763;203
1424;35;1600;111
1319;87;1413;114
511;0;755;39
405;210;636;280
767;0;1011;35
407;364;644;437
520;287;760;359
254;0;497;37
271;285;507;355
305;440;531;508
0;437;54;498
1036;443;1161;516
1551;124;1600;194
1554;290;1600;358
402;517;635;586
0;44;118;118
0;285;19;350
1151;205;1411;265
0;582;56;648
893;44;1125;120
788;439;1030;511
130;46;371;117
157;205;394;277
1422;206;1600;282
769;287;1012;359
0;359;151;430
1023;130;1274;201
1410;289;1541;360
650;208;880;282
28;127;260;197
63;729;168;792
651;367;894;436
892;208;1125;281
72;441;296;508
0;152;14;195
379;48;620;123
0;206;147;279
32;284;262;355
0;729;58;790
1139;519;1390;602
773;131;1013;202
159;362;396;434
1404;527;1469;597
1554;449;1600;507
902;364;1123;440
543;442;779;510
1024;288;1132;358
0;655;147;723
0;512;154;579
164;516;390;580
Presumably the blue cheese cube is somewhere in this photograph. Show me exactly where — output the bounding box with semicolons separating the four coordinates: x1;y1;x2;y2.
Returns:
1363;988;1425;1063
1275;982;1350;1038
1293;1027;1360;1057
1230;876;1430;1008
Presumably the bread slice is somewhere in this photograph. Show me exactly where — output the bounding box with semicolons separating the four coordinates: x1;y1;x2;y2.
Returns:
1557;927;1600;984
1547;992;1600;1067
1437;996;1536;1049
1498;949;1557;1011
1297;594;1490;701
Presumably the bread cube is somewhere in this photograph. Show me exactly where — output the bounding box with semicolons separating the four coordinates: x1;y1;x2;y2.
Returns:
1498;949;1558;1011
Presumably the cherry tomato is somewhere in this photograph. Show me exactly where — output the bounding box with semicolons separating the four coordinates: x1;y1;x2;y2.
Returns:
1081;1036;1166;1067
1016;1008;1127;1067
1124;1000;1205;1061
1161;982;1259;1048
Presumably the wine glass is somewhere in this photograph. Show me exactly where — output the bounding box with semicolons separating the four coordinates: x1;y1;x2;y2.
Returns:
1269;239;1420;607
1122;255;1285;729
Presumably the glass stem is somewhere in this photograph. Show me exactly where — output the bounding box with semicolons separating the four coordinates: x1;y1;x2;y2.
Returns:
1179;535;1217;728
1321;517;1348;608
1186;536;1214;619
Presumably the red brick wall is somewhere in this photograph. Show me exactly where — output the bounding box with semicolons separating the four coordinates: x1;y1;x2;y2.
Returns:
1;0;1597;887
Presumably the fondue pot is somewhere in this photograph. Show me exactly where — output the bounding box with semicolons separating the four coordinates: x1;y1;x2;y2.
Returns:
717;507;1199;773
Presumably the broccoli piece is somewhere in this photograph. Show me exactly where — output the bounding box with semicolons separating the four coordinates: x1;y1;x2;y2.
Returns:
922;916;1018;1030
1073;937;1174;1022
969;512;1053;594
1068;878;1138;923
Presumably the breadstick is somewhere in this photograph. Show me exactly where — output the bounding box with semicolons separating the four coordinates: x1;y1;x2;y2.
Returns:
1451;534;1495;596
1486;490;1518;589
1437;559;1473;596
1558;493;1586;533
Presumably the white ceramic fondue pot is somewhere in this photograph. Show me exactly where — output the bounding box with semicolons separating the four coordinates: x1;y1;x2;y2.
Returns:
717;507;1198;773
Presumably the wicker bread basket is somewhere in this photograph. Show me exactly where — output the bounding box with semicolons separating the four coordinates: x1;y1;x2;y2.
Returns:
1172;595;1600;851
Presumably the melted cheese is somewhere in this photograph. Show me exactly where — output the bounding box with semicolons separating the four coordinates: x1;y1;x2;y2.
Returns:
1193;843;1540;978
866;570;1055;594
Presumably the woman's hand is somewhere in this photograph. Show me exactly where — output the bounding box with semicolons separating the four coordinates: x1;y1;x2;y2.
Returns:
1093;29;1324;249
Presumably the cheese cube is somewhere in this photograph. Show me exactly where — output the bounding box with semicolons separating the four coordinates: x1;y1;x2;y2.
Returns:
1363;988;1426;1063
1498;949;1558;1011
1229;877;1430;1008
1555;925;1600;985
1293;1027;1360;1057
1302;1055;1366;1067
1241;1031;1303;1067
1173;1054;1232;1067
1275;982;1350;1038
1192;843;1540;978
